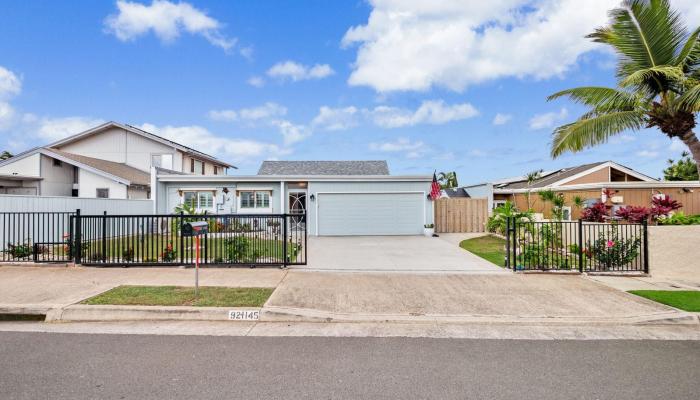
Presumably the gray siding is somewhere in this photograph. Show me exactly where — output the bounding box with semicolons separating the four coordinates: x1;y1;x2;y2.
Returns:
159;181;283;214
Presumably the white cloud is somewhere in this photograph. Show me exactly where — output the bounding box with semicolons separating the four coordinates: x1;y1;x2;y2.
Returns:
370;100;478;128
342;0;618;92
369;137;429;158
669;138;687;153
492;113;512;125
529;108;568;130
636;150;659;158
139;123;288;160
35;117;106;141
0;102;15;130
247;76;265;88
208;102;287;122
610;134;636;144
267;61;334;81
104;0;236;52
311;106;359;131
0;66;21;100
272;120;311;145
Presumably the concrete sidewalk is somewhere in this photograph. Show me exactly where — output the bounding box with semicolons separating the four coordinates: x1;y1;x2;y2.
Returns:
0;266;285;314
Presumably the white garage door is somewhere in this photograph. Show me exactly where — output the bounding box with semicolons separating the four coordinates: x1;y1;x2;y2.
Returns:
317;192;424;236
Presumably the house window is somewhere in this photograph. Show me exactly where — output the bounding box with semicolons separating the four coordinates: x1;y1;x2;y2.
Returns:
214;166;218;175
239;191;271;209
53;159;62;167
562;206;572;221
151;154;173;169
191;159;204;175
96;188;109;198
493;200;507;209
182;191;214;210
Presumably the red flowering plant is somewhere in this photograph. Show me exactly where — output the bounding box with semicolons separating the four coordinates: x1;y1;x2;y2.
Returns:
615;205;652;223
161;242;177;262
581;202;609;222
650;194;682;220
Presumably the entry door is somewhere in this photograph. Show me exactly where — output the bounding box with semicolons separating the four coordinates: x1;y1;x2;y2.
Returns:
317;192;424;236
288;192;307;230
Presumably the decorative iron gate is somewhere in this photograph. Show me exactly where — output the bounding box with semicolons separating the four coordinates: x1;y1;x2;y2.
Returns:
505;218;648;273
0;212;75;263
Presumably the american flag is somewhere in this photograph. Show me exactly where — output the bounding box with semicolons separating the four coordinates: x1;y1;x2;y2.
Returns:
430;171;441;200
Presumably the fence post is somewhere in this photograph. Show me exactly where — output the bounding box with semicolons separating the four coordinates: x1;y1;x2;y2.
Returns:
101;211;107;263
179;212;185;265
642;219;649;274
511;218;517;272
578;219;584;273
505;217;511;268
282;214;288;268
74;209;82;265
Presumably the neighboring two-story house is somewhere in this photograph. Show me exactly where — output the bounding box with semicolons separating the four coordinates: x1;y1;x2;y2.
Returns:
0;122;233;199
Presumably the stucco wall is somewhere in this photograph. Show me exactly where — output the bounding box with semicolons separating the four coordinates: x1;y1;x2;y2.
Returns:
648;225;700;280
39;154;74;196
78;169;127;199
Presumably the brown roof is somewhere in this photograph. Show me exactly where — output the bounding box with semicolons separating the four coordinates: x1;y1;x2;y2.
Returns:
48;149;150;186
495;162;606;190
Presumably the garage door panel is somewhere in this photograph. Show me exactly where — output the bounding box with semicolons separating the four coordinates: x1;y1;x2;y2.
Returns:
318;193;423;236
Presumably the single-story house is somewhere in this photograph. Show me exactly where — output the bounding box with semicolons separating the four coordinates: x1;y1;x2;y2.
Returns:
0;122;232;199
152;160;435;236
461;161;700;219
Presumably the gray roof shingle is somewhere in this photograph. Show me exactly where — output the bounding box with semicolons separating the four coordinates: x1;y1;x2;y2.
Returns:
257;160;390;176
494;162;606;190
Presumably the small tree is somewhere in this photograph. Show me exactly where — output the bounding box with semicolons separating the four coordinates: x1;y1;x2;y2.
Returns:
525;169;543;209
538;189;566;220
663;152;698;181
0;150;12;161
437;171;459;189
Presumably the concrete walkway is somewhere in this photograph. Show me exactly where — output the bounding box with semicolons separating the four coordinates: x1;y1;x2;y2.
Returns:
302;235;504;273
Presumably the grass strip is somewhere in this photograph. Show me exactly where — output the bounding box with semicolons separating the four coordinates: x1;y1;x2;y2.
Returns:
81;285;274;307
628;290;700;312
459;235;506;267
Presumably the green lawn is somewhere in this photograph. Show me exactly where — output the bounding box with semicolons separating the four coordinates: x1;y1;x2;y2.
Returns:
628;290;700;312
82;285;274;307
459;235;506;267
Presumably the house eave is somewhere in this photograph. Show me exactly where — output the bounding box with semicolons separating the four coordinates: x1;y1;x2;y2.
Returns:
156;174;433;183
494;181;700;194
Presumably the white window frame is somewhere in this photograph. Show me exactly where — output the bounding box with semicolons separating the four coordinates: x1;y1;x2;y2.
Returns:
493;200;507;209
238;190;272;212
561;206;572;221
96;188;109;198
182;190;215;211
151;153;173;170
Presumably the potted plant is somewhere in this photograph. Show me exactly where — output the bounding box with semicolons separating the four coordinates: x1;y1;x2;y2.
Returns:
423;223;435;237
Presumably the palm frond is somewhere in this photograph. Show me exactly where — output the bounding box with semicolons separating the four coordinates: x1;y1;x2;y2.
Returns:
550;111;647;158
676;26;700;72
547;87;639;111
619;65;685;88
677;83;700;111
589;0;686;89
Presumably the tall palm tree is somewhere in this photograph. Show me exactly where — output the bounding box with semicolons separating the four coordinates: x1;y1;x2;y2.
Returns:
525;169;543;209
548;0;700;176
437;171;459;189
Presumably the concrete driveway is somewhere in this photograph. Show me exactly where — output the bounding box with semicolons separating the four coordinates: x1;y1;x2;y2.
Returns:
302;235;505;273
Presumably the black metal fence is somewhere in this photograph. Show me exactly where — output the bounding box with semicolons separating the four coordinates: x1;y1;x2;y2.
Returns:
505;218;648;273
0;212;75;263
1;211;306;267
76;212;306;267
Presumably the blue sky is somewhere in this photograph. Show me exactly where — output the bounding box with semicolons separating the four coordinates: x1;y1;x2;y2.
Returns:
0;0;698;183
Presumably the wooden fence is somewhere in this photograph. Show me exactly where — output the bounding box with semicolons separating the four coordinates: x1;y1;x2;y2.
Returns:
434;198;488;233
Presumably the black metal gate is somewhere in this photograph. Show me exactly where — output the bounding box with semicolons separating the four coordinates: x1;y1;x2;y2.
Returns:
505;218;648;273
0;212;75;263
73;212;307;267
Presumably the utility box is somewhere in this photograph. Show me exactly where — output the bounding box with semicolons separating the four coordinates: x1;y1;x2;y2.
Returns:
182;221;209;237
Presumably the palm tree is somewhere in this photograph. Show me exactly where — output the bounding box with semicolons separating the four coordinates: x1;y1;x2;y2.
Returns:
0;151;12;161
437;171;459;189
525;169;543;209
548;0;700;176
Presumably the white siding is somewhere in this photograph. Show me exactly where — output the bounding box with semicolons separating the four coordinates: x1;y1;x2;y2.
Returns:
0;153;41;176
39;154;74;196
125;130;176;172
78;169;127;199
0;194;152;214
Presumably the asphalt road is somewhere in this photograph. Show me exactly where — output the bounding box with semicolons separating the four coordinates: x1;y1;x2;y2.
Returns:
1;332;698;399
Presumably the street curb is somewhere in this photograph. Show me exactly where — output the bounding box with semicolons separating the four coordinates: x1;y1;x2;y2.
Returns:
45;305;261;322
259;306;700;326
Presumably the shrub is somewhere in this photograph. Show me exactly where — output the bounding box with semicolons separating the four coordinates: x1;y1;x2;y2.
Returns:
161;242;177;262
224;236;249;262
581;202;608;222
657;212;700;225
122;247;134;262
589;226;641;270
651;194;682;219
5;243;32;258
486;201;533;235
615;205;651;223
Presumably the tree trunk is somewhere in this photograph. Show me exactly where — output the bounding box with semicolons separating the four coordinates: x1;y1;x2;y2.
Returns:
680;130;700;178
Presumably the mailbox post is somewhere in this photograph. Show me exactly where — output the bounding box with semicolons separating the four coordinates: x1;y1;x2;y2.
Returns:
181;221;209;299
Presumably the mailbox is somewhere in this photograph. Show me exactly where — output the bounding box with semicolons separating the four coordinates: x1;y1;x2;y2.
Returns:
182;221;209;237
